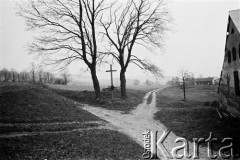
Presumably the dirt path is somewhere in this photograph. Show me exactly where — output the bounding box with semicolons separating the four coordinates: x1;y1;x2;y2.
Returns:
82;89;163;143
81;88;209;160
0;88;209;159
0;121;106;138
0;121;102;127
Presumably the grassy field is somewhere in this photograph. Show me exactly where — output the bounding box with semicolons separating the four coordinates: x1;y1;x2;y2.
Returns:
48;83;94;91
0;123;99;134
155;86;240;156
48;83;162;92
51;87;151;112
0;129;143;159
0;82;144;159
0;82;100;123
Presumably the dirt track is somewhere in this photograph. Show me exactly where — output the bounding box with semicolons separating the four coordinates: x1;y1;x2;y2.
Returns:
81;88;209;160
0;88;209;159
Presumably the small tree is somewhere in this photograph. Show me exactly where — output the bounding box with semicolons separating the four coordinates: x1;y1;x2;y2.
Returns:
0;68;11;82
30;63;36;83
11;69;18;82
54;78;65;85
19;70;30;82
38;68;43;83
61;71;71;85
173;69;191;101
49;73;55;84
42;72;48;83
17;73;21;82
45;72;54;83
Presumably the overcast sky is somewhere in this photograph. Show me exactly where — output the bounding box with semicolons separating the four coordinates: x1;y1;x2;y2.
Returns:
0;0;239;82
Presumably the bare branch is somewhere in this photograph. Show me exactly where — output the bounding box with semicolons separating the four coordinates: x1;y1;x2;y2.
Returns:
101;0;172;72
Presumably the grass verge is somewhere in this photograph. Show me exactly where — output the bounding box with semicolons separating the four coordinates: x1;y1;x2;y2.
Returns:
0;82;101;123
0;129;143;160
52;88;148;112
154;86;240;156
0;123;99;134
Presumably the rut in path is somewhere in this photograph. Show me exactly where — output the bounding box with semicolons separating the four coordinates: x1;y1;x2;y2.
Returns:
81;88;209;160
0;121;106;138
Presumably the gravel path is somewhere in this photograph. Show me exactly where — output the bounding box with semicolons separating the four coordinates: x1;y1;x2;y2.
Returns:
81;88;209;160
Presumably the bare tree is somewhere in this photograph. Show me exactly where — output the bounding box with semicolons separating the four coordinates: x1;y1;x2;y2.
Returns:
17;73;21;82
173;69;191;101
38;68;43;83
17;0;109;99
100;0;171;98
61;70;71;85
45;72;54;83
19;72;25;82
49;72;55;83
10;69;18;82
0;68;11;82
42;72;48;83
19;70;30;82
30;63;36;83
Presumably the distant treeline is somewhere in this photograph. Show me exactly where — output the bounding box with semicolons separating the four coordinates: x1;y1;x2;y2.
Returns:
0;67;70;85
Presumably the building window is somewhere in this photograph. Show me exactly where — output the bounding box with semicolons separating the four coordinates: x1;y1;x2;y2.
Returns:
228;51;231;63
231;28;234;34
232;47;236;61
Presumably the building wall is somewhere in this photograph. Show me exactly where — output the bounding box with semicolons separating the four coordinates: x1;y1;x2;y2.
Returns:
220;15;240;117
221;17;240;94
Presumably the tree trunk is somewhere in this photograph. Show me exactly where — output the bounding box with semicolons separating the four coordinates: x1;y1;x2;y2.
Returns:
32;72;35;83
183;87;186;100
120;69;127;99
90;67;101;99
183;78;186;100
